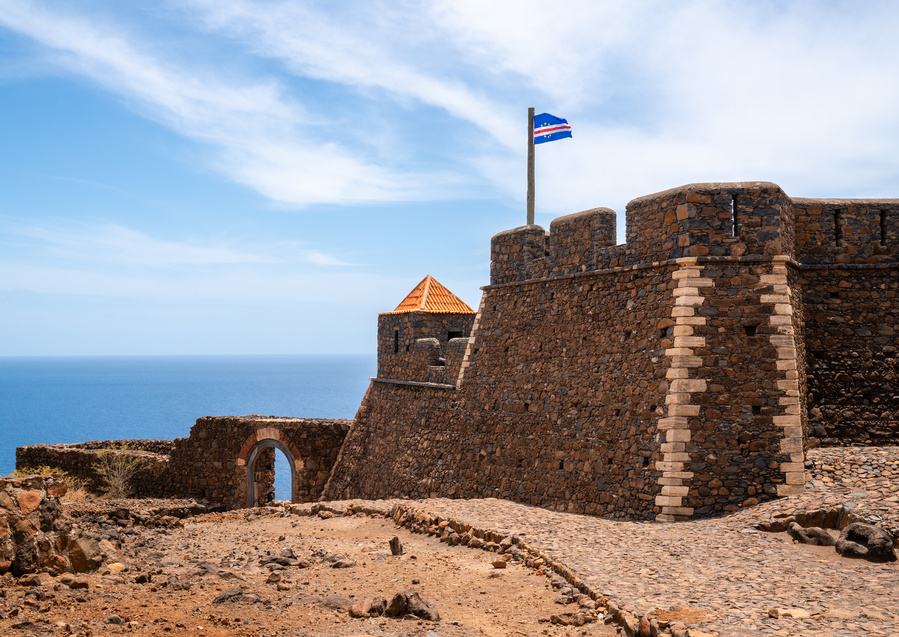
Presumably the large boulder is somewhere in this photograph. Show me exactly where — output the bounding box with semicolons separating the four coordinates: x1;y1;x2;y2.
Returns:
1;476;73;576
835;523;897;563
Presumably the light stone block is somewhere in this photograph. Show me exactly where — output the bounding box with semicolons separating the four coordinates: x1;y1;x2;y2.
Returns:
657;416;689;429
665;393;691;405
664;348;695;357
667;404;700;417
671;307;696;317
661;485;689;497
774;304;794;316
666;368;690;379
670;378;707;393
674;336;706;348
654;495;682;507
669;356;703;369
661;506;695;516
666;429;691;443
675;296;706;307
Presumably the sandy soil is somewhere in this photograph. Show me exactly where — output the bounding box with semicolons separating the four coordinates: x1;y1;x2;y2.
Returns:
0;503;617;637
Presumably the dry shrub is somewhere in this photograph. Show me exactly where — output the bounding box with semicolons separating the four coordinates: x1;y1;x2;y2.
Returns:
93;444;140;498
7;465;86;494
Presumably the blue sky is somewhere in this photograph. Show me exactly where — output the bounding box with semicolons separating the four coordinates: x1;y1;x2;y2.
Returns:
2;1;898;356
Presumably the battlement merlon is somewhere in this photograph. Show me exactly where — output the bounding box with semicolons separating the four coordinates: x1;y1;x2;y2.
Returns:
491;182;899;286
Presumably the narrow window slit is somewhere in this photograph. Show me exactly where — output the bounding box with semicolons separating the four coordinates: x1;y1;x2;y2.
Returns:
881;210;888;245
731;194;739;237
834;210;843;246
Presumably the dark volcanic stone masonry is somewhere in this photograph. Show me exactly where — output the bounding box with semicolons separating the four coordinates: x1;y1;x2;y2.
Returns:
323;181;898;521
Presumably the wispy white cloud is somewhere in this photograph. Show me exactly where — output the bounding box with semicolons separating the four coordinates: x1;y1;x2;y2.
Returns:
0;1;442;206
179;0;520;148
3;222;349;268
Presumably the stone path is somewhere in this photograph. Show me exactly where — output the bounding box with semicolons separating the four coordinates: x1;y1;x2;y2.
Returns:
317;446;899;637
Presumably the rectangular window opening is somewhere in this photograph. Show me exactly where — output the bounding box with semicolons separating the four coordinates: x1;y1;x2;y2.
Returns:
731;194;739;237
393;330;399;354
881;210;888;245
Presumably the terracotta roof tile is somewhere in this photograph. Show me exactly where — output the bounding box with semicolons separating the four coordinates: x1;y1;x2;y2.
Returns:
381;275;475;315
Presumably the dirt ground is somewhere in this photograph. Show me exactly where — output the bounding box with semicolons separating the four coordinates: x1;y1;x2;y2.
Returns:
0;503;617;637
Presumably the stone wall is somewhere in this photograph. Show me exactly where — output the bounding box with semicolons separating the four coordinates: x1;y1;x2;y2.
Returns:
165;416;350;509
801;265;899;445
16;441;173;498
17;419;351;510
324;181;898;520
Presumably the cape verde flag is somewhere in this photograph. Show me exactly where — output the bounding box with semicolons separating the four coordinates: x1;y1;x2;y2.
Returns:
533;113;572;144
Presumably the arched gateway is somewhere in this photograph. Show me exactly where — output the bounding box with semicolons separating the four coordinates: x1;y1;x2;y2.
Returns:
241;434;303;507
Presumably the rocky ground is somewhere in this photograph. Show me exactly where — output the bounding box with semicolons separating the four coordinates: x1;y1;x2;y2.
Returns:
2;445;897;637
0;500;614;637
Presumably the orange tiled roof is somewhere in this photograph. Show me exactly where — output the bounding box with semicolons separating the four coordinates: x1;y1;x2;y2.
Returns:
381;275;475;315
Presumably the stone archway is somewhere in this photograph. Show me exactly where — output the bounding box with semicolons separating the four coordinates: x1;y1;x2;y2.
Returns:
237;427;306;508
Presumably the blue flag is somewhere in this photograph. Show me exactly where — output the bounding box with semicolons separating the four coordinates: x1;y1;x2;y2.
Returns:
533;113;572;144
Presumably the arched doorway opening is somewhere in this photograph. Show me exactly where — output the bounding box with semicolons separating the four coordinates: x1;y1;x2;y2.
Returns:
246;439;302;507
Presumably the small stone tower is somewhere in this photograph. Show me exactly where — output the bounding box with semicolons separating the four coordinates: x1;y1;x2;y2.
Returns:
377;275;476;384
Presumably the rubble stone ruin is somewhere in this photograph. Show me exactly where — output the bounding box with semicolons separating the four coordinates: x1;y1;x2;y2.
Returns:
17;181;898;522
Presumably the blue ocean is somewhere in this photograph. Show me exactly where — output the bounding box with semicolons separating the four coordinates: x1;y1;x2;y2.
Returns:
0;355;374;500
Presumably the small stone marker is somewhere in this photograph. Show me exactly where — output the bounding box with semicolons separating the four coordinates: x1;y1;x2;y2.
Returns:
389;536;403;556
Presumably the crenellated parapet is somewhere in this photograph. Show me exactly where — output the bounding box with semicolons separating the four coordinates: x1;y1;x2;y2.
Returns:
793;198;899;265
490;182;898;287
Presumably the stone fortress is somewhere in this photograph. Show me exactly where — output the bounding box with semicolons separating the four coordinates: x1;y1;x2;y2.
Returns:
17;181;898;522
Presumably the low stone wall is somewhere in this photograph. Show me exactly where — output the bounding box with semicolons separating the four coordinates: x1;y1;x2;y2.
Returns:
16;441;173;498
16;420;351;510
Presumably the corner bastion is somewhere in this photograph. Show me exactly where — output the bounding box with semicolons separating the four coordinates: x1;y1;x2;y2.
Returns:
323;181;898;521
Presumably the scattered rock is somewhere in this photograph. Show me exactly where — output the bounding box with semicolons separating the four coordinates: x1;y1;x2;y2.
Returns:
212;588;244;604
769;607;811;619
835;523;897;562
404;590;440;622
787;522;836;546
389;536;403;556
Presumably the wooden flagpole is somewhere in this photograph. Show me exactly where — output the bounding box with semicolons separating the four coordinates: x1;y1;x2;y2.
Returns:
527;107;535;225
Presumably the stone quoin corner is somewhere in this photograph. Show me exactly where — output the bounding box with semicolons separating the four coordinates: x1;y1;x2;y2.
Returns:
18;181;899;521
